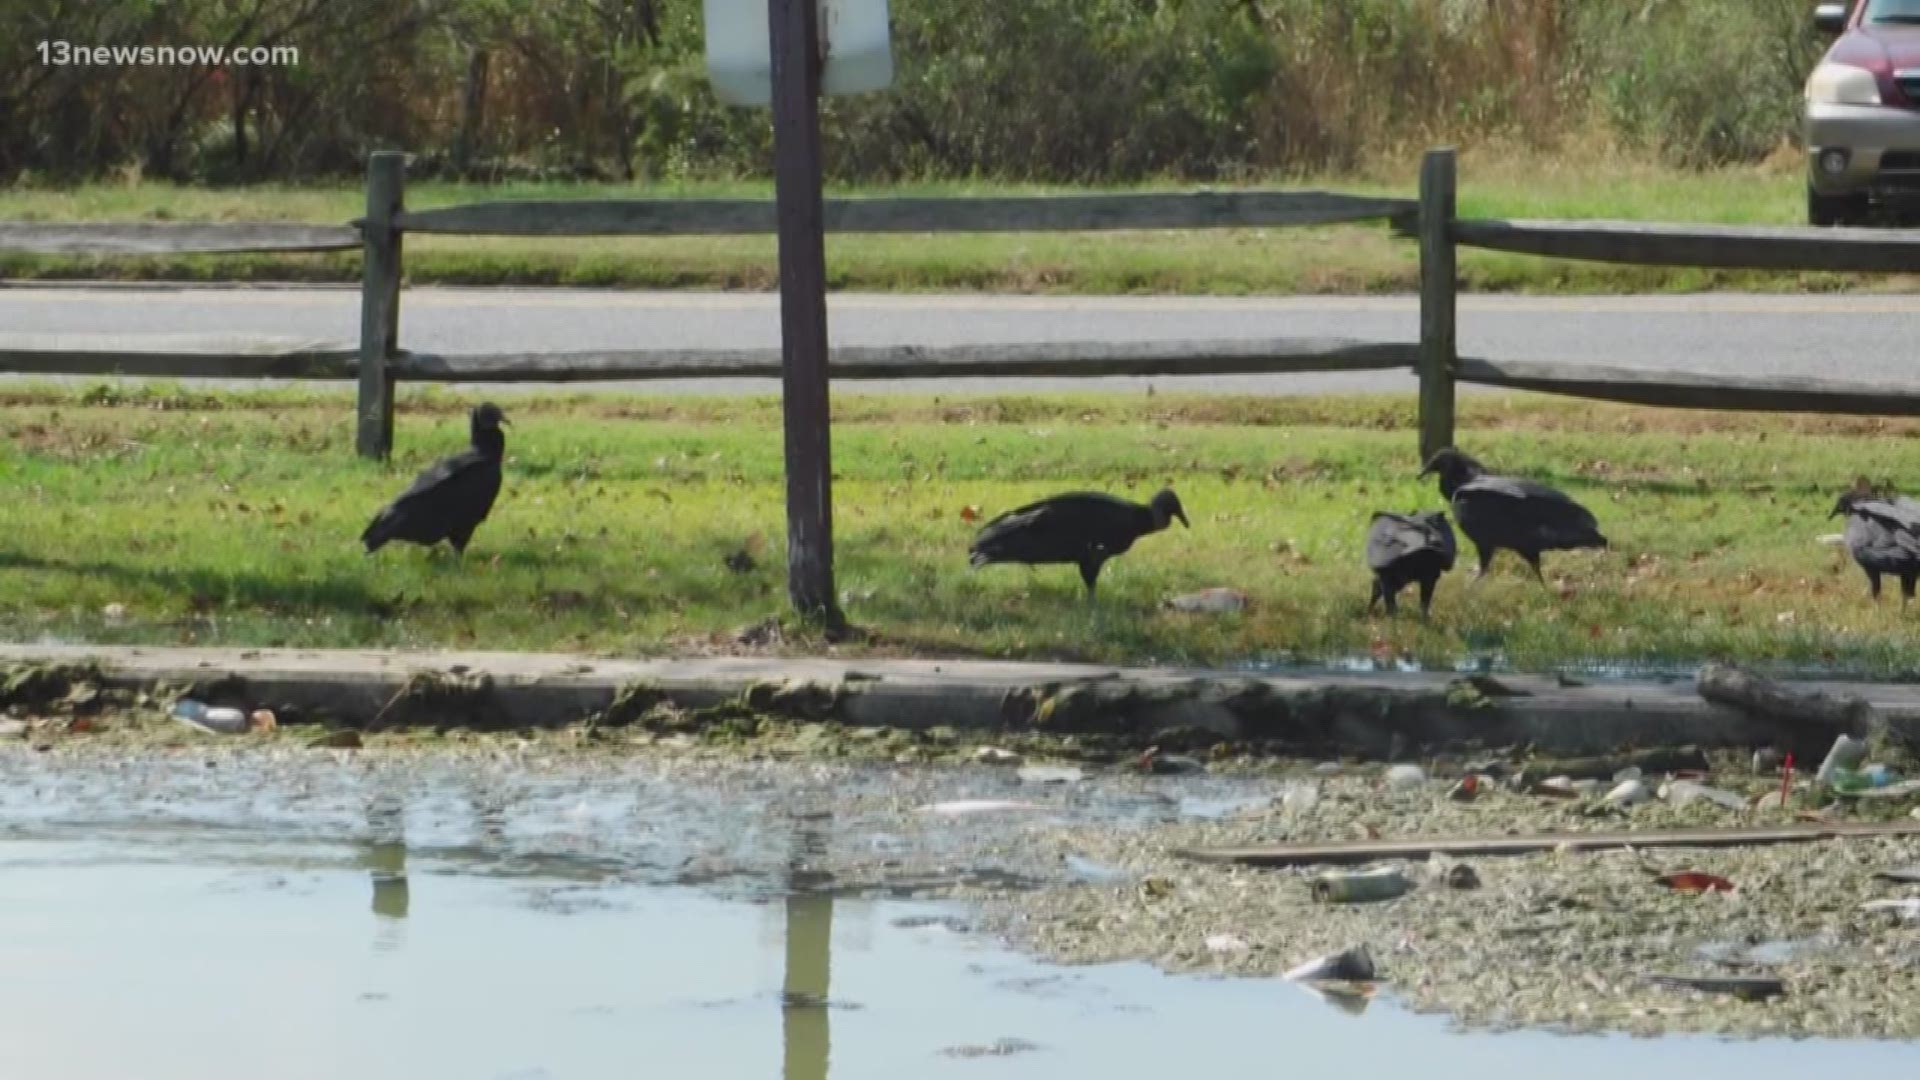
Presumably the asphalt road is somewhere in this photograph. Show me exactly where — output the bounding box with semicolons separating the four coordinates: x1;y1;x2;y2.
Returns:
3;284;1918;396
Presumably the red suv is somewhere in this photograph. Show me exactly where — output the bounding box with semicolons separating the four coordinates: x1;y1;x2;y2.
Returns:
1806;0;1920;224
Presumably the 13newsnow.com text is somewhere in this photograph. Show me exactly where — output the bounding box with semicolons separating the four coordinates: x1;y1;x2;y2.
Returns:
36;41;300;66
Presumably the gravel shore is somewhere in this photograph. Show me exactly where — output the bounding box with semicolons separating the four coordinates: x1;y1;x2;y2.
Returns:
988;765;1920;1039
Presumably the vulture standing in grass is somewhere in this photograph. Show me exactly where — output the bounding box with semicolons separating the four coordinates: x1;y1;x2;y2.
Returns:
361;403;509;557
1831;489;1920;603
968;488;1189;600
1418;448;1606;583
1365;510;1457;617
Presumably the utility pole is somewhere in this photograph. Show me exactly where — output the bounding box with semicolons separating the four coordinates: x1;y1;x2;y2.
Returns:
768;0;840;624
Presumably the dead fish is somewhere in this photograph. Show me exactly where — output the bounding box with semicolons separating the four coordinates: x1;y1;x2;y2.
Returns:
1860;898;1920;920
1295;982;1373;1016
1643;973;1785;1001
913;799;1044;815
1016;765;1084;785
1283;945;1376;983
1163;587;1249;614
1384;764;1426;789
1135;748;1205;775
1204;933;1251;955
1660;780;1748;811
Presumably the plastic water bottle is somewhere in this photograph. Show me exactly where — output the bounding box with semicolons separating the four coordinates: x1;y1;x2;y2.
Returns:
1816;734;1869;785
1829;767;1870;793
1829;765;1898;793
170;699;248;734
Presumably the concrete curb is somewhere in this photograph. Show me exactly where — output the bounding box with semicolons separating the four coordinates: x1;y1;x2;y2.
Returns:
5;645;1916;757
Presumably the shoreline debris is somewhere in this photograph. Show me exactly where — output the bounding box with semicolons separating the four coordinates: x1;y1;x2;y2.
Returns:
1180;820;1920;869
1514;746;1710;785
1311;865;1413;903
170;700;249;734
1815;734;1869;786
1655;871;1736;894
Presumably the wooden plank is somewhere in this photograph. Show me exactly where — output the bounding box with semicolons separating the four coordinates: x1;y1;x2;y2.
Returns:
1181;820;1920;869
392;190;1414;237
357;152;405;460
1450;218;1920;272
393;338;1418;382
769;0;838;622
0;337;1421;383
1417;149;1457;461
0;334;357;378
1456;357;1920;416
0;221;359;255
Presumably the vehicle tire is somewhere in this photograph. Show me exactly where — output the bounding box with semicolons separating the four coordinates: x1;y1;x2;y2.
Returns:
1808;186;1868;227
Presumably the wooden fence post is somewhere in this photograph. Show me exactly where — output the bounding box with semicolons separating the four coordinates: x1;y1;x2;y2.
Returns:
357;151;406;460
1418;147;1457;462
768;0;839;624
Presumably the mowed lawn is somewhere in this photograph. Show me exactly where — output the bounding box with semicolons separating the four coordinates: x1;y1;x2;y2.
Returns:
0;155;1901;295
3;385;1918;673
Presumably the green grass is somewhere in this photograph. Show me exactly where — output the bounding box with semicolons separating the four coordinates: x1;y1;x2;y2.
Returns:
6;383;1920;673
1;153;1900;295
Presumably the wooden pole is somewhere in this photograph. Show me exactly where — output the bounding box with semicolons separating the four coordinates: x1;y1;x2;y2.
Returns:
768;0;839;622
357;151;406;460
1417;148;1457;463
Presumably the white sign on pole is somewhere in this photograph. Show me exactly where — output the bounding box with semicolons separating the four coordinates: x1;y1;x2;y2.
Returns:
703;0;893;107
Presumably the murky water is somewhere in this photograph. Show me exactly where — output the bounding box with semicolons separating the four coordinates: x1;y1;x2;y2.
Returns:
0;752;1913;1078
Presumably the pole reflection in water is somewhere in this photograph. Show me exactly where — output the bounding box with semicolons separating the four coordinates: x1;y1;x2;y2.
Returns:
365;790;410;952
783;813;834;1080
369;840;410;920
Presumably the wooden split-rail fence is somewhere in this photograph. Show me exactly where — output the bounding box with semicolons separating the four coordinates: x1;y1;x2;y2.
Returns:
7;148;1920;466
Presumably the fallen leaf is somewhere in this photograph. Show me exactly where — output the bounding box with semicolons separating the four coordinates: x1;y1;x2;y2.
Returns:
960;504;982;522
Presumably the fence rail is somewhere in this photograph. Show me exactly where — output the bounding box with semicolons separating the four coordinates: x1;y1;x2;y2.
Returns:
399;337;1415;383
0;334;358;379
1445;218;1920;273
0;222;360;255
391;190;1414;237
0;336;1411;383
9;147;1920;463
1453;358;1920;416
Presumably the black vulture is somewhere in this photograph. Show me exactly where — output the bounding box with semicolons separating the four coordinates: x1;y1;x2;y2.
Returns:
968;488;1189;599
1418;448;1606;583
1366;510;1457;617
361;403;509;557
1831;490;1920;602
